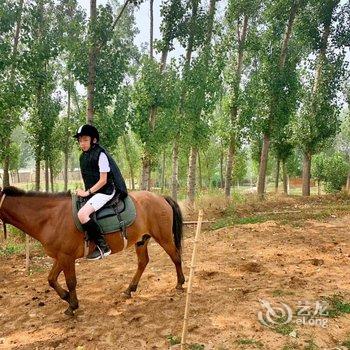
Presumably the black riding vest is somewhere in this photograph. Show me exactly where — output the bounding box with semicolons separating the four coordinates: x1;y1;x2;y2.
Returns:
80;144;115;195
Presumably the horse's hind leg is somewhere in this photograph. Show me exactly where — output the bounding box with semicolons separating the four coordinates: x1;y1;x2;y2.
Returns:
123;235;151;298
48;260;70;303
156;234;185;290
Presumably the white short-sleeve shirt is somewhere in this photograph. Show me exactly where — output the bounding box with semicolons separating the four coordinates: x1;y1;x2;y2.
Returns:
98;153;110;172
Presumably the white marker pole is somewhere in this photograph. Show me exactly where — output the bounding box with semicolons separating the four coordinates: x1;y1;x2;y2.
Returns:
181;209;203;350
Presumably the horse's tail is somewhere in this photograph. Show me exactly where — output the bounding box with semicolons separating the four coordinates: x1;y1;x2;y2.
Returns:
164;196;183;254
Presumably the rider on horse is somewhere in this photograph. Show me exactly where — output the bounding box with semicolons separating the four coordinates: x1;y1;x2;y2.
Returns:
74;124;128;260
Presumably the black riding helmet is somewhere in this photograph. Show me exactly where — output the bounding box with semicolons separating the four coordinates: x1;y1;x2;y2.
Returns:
73;124;100;143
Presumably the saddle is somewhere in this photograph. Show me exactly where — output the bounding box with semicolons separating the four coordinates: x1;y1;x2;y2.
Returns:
72;193;136;235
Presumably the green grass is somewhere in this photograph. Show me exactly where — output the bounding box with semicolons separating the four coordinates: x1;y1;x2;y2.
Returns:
341;339;350;349
303;339;319;350
274;323;294;336
0;242;25;257
282;344;299;350
272;289;295;297
324;294;350;317
166;334;181;346
212;203;350;230
235;338;263;348
271;316;295;336
212;215;269;229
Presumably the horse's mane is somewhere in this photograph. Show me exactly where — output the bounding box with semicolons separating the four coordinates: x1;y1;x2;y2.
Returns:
3;186;71;198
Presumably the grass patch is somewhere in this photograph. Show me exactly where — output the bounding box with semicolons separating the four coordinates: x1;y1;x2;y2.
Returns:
274;323;294;336
212;203;350;229
212;215;269;229
272;289;295;297
189;344;205;350
303;339;319;350
272;316;294;335
0;242;25;257
235;338;263;348
341;339;350;349
324;294;350;317
166;334;180;346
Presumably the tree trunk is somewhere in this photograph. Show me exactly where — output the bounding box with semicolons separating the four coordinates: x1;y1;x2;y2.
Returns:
45;159;49;192
302;151;312;196
279;1;298;68
225;15;249;198
275;158;280;193
171;140;179;201
220;148;224;189
161;150;166;192
63;78;71;192
122;134;135;190
346;172;350;194
170;0;198;201
2;0;24;188
312;14;332;95
35;149;40;191
86;0;97;124
139;0;156;190
225;138;235;197
282;159;288;195
317;179;321;196
257;134;270;198
2;139;10;187
187;146;197;205
50;162;54;192
257;3;297;199
140;157;150;191
198;151;202;190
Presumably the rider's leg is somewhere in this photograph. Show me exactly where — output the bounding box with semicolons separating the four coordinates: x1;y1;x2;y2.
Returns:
78;200;111;260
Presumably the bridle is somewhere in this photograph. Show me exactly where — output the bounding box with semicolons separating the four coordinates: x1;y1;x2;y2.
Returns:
0;188;7;239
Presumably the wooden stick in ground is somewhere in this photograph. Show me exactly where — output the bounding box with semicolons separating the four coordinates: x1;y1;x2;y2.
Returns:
25;234;30;275
181;209;203;350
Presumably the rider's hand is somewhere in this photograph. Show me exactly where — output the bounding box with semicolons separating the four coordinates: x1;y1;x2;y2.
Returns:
76;189;89;197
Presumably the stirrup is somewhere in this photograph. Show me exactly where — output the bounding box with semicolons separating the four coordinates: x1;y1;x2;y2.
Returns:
86;246;110;260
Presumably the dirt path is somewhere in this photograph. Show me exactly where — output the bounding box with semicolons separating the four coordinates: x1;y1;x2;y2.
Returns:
1;214;350;350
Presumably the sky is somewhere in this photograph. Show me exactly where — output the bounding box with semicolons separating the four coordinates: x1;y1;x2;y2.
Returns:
77;0;184;61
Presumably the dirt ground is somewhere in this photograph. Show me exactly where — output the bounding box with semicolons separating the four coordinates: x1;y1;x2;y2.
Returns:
1;197;350;350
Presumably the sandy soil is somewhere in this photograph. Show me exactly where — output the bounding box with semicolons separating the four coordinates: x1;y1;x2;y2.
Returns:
1;211;350;349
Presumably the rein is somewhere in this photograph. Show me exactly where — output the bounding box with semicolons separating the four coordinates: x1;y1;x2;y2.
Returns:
0;194;7;239
0;193;5;210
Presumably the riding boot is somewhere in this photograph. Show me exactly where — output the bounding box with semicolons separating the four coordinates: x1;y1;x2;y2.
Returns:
82;219;111;260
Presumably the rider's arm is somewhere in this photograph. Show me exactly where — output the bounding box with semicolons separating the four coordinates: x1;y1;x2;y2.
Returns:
88;172;108;194
88;153;110;194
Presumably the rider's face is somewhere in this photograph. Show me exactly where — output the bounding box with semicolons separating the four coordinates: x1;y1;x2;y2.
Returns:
78;135;92;152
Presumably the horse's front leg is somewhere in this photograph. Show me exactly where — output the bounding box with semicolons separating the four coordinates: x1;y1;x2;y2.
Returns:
61;257;79;316
48;260;70;303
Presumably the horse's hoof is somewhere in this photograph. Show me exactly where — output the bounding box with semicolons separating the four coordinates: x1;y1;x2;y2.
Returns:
175;285;184;291
64;307;74;316
122;291;132;299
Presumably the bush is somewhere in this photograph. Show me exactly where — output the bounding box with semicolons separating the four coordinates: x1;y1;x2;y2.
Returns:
313;152;349;193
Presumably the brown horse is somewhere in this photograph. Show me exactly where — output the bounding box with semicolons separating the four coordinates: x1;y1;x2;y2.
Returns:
0;186;185;316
